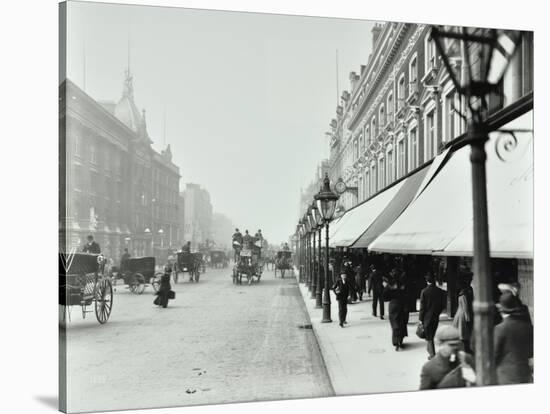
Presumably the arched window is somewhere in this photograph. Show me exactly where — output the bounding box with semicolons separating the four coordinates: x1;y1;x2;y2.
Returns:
379;105;386;127
387;92;394;120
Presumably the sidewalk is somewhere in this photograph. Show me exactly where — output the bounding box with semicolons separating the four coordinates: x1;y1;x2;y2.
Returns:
296;272;452;395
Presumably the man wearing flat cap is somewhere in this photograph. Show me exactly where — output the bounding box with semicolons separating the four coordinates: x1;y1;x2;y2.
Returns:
419;325;475;390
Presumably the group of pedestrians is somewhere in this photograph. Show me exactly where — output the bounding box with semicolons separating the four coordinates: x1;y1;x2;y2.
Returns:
328;254;533;389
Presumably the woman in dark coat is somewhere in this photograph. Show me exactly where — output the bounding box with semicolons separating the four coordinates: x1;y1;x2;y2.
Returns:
452;275;474;353
383;270;408;351
155;265;173;308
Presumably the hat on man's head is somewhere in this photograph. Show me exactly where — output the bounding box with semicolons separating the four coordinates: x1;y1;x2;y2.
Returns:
498;282;520;297
435;326;461;345
496;291;522;314
87;234;94;240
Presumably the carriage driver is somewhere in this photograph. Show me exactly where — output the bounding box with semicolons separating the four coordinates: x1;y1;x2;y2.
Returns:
254;229;263;258
83;234;101;254
182;241;191;254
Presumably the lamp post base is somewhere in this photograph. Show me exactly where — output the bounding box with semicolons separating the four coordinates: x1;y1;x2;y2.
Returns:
315;292;322;309
310;285;316;300
321;307;332;323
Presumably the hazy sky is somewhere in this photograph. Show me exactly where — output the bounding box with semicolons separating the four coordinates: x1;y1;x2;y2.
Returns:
66;1;375;244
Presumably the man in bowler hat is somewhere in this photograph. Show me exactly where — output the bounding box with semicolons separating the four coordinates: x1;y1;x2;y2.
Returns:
332;273;351;327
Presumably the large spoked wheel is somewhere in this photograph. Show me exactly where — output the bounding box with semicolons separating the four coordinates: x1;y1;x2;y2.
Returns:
95;279;113;324
130;273;146;294
151;272;163;293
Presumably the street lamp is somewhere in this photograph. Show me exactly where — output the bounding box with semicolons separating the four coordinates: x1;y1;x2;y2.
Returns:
307;205;317;300
314;173;340;323
430;25;523;386
144;228;152;256
311;201;323;309
305;209;313;294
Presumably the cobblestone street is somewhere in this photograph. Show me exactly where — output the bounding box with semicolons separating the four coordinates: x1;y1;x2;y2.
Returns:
62;267;333;413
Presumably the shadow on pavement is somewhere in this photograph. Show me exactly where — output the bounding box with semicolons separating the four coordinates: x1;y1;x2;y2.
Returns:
34;395;57;410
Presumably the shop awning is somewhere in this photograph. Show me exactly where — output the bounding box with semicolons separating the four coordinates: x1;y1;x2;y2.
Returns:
350;163;430;249
369;111;533;258
330;180;404;247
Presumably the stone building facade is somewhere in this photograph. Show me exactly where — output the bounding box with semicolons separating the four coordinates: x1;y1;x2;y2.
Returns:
328;22;533;211
59;71;181;262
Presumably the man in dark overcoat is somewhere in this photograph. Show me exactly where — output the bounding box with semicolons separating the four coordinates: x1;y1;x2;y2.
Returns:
368;264;385;319
494;291;533;384
332;273;351;327
419;273;447;359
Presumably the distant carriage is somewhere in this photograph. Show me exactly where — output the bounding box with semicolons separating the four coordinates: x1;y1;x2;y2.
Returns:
59;252;113;325
274;250;293;278
232;248;263;285
174;251;202;283
209;250;228;268
111;256;162;294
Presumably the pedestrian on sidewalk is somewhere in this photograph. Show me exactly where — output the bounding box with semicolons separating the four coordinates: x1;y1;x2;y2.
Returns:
368;264;385;319
494;291;533;385
452;272;474;353
332;273;351;327
419;273;447;359
419;325;475;390
383;270;408;350
342;258;357;303
354;262;366;301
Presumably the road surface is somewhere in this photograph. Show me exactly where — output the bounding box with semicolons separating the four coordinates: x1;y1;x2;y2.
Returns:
61;265;333;413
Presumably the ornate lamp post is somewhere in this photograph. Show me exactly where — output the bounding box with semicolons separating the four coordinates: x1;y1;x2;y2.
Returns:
307;206;317;299
303;214;311;291
431;26;523;386
311;201;323;309
314;173;340;323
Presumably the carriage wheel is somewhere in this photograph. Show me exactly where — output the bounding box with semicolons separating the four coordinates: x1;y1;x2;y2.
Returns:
95;279;113;324
131;273;146;294
151;272;163;293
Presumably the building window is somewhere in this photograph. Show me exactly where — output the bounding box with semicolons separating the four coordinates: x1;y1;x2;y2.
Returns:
425;111;435;160
397;135;406;178
444;90;456;142
359;176;363;201
387;92;393;120
359;133;364;153
365;126;370;145
409;127;418;170
409;56;418;94
378;157;385;190
371;117;377;140
386;149;394;184
90;143;97;165
397;74;405;110
379;105;385;127
364;171;369;198
370;164;377;194
425;34;437;72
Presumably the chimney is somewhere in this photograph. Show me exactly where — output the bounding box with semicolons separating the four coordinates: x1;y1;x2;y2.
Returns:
360;64;366;75
336;105;343;117
342;90;350;103
372;23;383;49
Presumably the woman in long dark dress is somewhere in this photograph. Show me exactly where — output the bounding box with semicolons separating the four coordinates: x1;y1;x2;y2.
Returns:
383;270;409;351
155;265;173;308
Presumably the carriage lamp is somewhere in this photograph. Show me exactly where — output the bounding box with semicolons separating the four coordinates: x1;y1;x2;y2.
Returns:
314;173;340;323
431;25;523;386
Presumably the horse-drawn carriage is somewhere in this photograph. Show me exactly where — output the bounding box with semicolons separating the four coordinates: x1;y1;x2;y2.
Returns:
59;252;113;325
173;251;202;283
274;250;293;278
209;250;229;268
232;248;263;285
110;256;162;294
